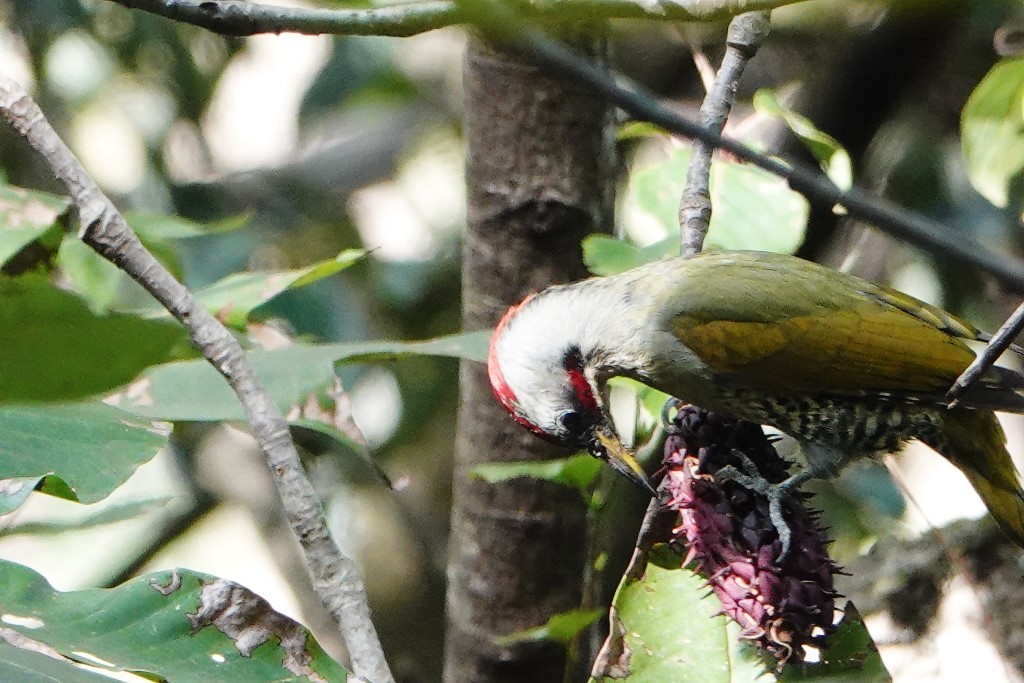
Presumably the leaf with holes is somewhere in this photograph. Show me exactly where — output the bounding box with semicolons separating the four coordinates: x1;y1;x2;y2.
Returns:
0;561;348;682
595;544;771;683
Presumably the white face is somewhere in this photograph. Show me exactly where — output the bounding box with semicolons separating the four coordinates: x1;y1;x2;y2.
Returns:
489;291;603;444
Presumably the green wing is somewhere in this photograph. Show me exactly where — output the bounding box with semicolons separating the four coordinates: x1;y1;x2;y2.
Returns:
668;252;984;395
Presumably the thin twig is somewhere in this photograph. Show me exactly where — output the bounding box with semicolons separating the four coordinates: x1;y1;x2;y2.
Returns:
679;11;771;257
107;0;463;37
104;0;803;37
0;76;393;683
947;300;1024;404
458;0;1024;292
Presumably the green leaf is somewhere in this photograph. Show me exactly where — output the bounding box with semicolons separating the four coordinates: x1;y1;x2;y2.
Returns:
617;121;668;141
56;239;123;313
133;249;364;328
0;276;183;402
0;477;45;516
0;640;116;682
583;235;645;276
595;545;771;682
0;475;80;517
470;455;602;498
1;498;172;537
582;235;675;277
961;58;1024;207
494;608;604;646
782;603;890;682
629;149;691;240
59;229;186;314
0;185;69;269
109;331;490;422
707;156;808;254
58;213;239;314
753;90;853;191
289;419;393;487
289;419;366;458
0;402;169;508
0;561;348;682
124;211;250;240
625;145;808;257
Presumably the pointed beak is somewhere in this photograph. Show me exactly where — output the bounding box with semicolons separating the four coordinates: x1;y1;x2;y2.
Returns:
590;422;657;497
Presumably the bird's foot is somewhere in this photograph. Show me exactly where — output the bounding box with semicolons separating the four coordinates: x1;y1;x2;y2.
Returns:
715;456;811;564
661;397;684;433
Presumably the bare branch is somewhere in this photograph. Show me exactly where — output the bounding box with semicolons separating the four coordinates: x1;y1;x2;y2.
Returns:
679;11;771;257
107;0;463;37
104;0;805;37
0;76;393;683
947;301;1024;404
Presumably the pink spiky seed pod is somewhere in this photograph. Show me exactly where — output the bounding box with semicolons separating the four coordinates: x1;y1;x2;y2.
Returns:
662;404;842;665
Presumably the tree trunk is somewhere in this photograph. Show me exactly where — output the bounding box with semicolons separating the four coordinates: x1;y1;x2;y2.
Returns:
444;28;614;682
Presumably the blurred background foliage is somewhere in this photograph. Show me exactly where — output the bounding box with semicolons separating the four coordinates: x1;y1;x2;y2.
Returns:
2;0;1024;680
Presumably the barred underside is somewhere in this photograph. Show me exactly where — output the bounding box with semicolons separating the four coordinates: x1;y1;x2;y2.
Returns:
715;386;943;465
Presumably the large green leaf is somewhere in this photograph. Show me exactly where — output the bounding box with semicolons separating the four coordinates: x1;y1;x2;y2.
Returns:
625;145;808;258
132;249;364;328
962;58;1024;208
595;544;770;682
0;561;348;682
707;155;808;255
0;276;182;402
109;331;490;422
0;185;68;268
597;544;890;682
0;402;169;510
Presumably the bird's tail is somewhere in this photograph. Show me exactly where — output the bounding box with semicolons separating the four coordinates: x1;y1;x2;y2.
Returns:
926;410;1024;547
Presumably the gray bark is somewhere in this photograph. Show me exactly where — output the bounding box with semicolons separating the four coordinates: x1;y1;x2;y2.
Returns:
445;28;614;682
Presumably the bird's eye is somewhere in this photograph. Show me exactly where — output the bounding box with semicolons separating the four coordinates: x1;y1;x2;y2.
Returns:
557;410;584;434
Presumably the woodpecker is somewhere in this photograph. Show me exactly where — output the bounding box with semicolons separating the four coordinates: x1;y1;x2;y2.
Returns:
487;250;1024;548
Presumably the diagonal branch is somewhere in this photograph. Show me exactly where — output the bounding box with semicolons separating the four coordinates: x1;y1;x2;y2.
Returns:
104;0;804;37
947;301;1024;404
0;75;394;683
679;11;771;257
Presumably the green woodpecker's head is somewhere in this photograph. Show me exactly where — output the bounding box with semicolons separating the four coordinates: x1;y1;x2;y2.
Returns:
487;290;655;496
